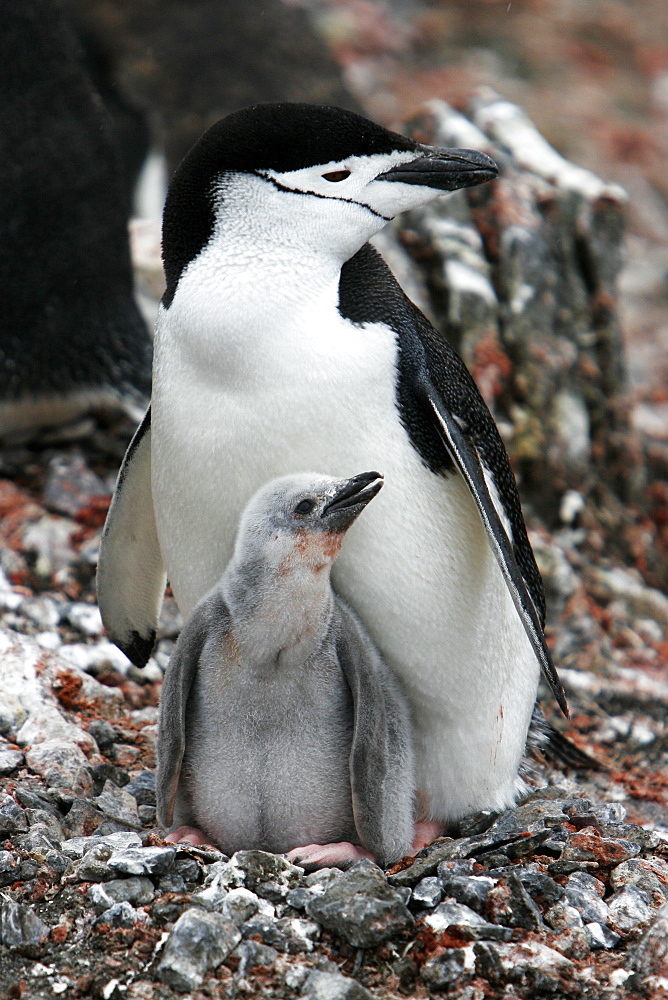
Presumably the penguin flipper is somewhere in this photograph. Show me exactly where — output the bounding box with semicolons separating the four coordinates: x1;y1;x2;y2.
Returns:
97;406;166;667
415;372;569;718
334;600;415;868
156;598;218;828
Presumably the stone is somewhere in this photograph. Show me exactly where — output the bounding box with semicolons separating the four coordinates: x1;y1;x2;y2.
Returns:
230;850;304;901
423;900;513;941
387;840;464;887
474;939;577;993
87;877;155;914
221;888;261;926
95;780;142;828
124;771;156;806
24;739;92;795
0;793;28;834
0;747;24;775
241;914;319;954
610;858;668;899
420;949;472;990
302;971;373;1000
584;922;620;950
107;846;176;877
563;872;609;928
156;908;241;992
26;807;64;842
545;900;585;931
517;870;564;906
94;901;147;927
64;602;104;636
88;719;119;752
76;845;114;882
630;902;668;978
438;874;494;913
62;798;104;838
305;860;413;948
61;830;142;858
495;873;544;930
608;886;655;932
1;901;50;954
0;850;19;887
411;877;443;908
235;939;278;975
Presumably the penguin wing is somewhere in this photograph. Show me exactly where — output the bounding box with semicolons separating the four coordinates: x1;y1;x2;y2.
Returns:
156;597;222;828
334;599;415;867
414;364;569;717
97;407;166;667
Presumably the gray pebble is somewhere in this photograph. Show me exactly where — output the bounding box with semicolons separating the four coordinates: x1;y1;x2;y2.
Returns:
438;873;494;913
564;872;609;925
235;939;279;975
608;886;655;932
0;748;24;775
305;859;413;948
156;907;241;991
610;858;668;899
64;602;103;636
107;845;176;877
95;780;141;829
93;900;147;927
124;770;156;806
0;793;28;834
24;739;92;795
302;970;373;1000
0;900;50;954
221;887;261;926
421;948;471;990
585;921;621;950
87;876;155;914
88;719;118;753
630;901;668;978
62;798;104;838
411;876;443;908
0;850;19;888
545;900;585;930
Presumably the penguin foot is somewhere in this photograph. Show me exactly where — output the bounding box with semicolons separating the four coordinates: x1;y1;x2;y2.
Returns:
164;825;220;849
412;820;444;853
285;842;374;872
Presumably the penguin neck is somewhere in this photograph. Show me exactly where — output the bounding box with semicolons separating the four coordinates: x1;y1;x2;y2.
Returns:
222;556;335;672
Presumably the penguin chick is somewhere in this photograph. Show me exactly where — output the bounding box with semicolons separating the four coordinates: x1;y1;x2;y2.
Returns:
156;471;415;870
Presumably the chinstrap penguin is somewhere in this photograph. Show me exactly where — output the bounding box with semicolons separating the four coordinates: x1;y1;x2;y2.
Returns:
156;471;416;870
99;102;568;828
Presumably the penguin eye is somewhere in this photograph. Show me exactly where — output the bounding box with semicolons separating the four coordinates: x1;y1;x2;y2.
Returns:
322;170;351;182
294;499;315;515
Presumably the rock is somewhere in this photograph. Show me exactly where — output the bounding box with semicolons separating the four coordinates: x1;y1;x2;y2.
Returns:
302;970;373;1000
1;901;50;954
26;806;64;842
94;901;147;927
474;939;577;993
156;908;241;992
241;914;319;954
489;873;544;930
107;846;176;877
563;872;610;925
517;870;564;907
630;902;668;978
0;851;19;887
438;874;494;913
545;900;585;931
305;860;414;948
62;798;104;838
420;948;473;990
87;877;155;914
124;771;156;806
221;888;260;926
0;747;24;775
0;793;28;834
75;845;114;882
61;830;142;859
64;602;104;637
423;899;513;941
585;922;621;950
610;858;668;899
24;739;92;795
95;780;142;828
230;850;304;901
235;939;278;975
608;886;655;932
411;877;443;908
88;719;118;752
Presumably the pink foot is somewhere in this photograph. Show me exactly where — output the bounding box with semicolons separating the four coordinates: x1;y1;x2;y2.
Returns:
164;825;221;849
285;841;375;871
412;820;444;853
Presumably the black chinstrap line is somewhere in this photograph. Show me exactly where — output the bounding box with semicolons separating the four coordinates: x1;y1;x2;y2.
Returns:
256;171;393;222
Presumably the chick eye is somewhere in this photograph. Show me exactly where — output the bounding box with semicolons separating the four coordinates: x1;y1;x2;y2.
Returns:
322;169;351;182
295;499;315;515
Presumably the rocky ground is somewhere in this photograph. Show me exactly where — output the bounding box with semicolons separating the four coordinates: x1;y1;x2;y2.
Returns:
0;412;666;998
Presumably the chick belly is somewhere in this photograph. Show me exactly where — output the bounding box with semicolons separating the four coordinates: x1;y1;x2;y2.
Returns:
175;671;358;855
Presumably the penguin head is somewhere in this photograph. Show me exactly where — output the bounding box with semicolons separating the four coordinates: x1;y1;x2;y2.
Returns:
162;103;497;306
232;471;384;576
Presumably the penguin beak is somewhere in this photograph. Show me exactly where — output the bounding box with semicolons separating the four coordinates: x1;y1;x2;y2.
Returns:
322;472;384;529
377;147;498;191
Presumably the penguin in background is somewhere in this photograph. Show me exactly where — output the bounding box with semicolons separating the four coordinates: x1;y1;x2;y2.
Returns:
98;103;568;832
157;471;415;871
0;0;151;442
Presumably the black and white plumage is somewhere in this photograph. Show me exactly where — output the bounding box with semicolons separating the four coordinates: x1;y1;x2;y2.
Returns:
156;471;415;868
98;103;567;824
